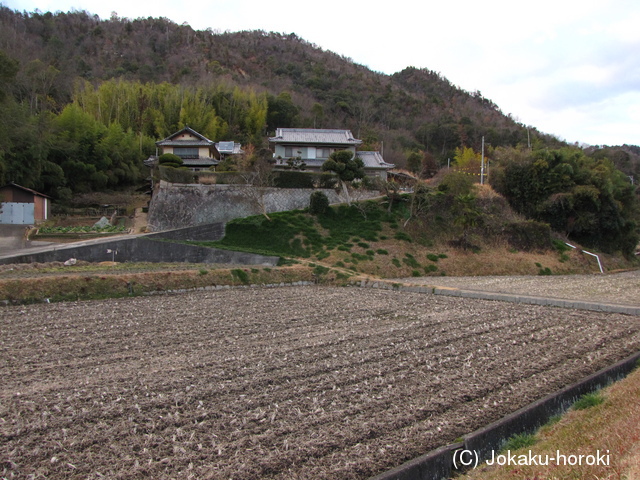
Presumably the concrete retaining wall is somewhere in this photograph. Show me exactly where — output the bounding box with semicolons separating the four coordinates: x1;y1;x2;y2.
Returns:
146;222;226;242
148;181;380;231
0;223;279;266
370;351;640;480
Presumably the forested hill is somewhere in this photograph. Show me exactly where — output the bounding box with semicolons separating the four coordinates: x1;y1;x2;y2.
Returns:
0;9;558;157
0;6;638;199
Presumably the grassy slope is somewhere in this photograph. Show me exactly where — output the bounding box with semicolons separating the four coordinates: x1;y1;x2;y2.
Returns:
196;191;636;278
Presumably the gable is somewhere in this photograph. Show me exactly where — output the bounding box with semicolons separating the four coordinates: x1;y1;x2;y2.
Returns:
157;127;215;147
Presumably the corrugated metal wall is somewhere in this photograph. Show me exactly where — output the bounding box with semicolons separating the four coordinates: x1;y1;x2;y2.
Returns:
0;203;35;224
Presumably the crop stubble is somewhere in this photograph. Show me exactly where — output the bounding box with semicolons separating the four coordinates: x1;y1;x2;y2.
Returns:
1;286;639;479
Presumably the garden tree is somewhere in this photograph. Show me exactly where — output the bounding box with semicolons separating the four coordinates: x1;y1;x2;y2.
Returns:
321;150;365;205
286;156;306;170
237;147;276;219
308;190;329;215
215;156;237;172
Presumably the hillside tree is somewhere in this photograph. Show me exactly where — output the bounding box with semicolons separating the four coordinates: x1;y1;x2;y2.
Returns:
321;150;364;205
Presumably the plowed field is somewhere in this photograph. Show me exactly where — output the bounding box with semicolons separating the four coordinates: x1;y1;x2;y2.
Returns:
2;286;639;479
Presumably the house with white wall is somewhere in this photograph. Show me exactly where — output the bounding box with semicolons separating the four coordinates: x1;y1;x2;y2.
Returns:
154;126;221;171
269;128;394;179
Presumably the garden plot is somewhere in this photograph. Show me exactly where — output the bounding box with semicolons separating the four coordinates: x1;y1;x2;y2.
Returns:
1;286;639;479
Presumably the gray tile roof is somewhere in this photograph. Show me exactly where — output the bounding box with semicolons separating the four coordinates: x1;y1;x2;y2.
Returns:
269;128;362;145
181;157;220;166
216;141;244;154
144;156;158;167
357;151;395;169
156;126;215;147
157;139;215;146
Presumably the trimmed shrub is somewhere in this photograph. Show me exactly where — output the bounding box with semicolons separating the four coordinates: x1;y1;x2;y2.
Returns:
158;153;183;168
309;191;330;215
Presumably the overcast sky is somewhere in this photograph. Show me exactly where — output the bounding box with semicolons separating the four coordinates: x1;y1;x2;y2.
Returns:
4;0;640;146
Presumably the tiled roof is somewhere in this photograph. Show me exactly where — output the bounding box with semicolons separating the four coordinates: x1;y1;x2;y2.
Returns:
157;139;215;146
269;128;362;145
216;141;244;154
0;182;51;198
156;126;215;146
357;151;395;169
181;157;220;166
144;156;158;167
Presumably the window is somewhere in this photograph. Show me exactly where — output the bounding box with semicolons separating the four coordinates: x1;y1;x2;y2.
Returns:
317;148;330;158
173;148;199;158
284;146;303;158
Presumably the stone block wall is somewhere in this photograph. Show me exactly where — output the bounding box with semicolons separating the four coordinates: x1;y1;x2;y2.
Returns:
148;181;381;231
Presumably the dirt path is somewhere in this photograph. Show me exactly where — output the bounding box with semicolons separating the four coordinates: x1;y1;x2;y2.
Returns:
131;207;148;234
1;286;639;479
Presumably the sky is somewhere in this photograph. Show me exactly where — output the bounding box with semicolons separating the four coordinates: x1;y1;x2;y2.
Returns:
4;0;640;147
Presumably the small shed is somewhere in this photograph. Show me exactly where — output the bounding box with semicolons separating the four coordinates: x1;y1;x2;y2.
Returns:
0;183;51;225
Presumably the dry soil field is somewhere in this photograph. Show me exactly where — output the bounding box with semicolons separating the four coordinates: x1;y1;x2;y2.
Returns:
1;286;639;479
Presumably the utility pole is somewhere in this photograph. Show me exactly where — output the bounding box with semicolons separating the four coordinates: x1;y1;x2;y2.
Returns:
480;136;485;185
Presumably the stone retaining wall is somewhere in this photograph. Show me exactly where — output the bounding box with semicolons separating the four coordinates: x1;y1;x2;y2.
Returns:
148;181;381;231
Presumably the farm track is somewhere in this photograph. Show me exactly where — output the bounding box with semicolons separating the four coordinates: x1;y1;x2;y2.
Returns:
1;286;639;479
